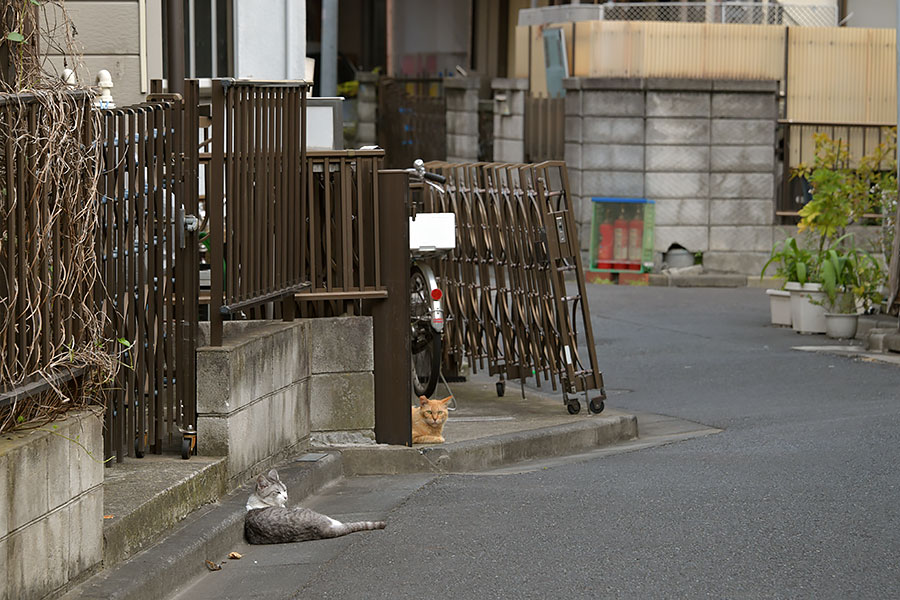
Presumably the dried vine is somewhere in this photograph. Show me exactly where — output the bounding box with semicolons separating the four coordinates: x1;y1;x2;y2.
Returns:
0;0;117;433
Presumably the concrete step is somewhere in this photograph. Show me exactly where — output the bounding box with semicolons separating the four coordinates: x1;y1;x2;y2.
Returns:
338;411;638;475
61;453;343;600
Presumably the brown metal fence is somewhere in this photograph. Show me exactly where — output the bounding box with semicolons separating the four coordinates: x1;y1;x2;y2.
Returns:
778;120;896;219
0;90;97;396
420;160;605;409
97;81;201;461
524;96;565;163
378;77;446;169
207;79;309;346
295;150;387;317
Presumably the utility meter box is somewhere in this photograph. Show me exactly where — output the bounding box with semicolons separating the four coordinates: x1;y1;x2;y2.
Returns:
588;198;655;273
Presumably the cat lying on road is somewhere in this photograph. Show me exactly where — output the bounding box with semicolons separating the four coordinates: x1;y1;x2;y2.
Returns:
244;469;386;544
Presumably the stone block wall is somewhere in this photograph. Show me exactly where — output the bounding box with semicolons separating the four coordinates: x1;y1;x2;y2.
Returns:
196;316;375;487
356;72;378;147
308;317;375;445
564;78;778;275
1;411;104;600
444;77;481;163
492;78;527;163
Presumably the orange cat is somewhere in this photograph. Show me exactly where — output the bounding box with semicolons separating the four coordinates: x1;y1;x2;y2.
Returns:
411;395;452;444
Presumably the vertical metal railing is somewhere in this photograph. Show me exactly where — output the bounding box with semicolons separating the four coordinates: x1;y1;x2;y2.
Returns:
0;90;97;422
295;150;387;317
524;96;565;163
378;77;446;168
208;79;309;345
97;80;200;461
778;120;896;219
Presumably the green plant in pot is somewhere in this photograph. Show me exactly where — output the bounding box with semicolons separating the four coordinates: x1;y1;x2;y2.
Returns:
785;132;894;333
761;236;818;286
761;236;822;331
818;236;884;338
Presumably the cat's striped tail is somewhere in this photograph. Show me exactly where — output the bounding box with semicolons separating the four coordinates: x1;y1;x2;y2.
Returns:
346;520;386;533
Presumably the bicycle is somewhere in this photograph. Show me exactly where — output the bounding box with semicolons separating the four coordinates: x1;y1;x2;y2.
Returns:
406;159;452;398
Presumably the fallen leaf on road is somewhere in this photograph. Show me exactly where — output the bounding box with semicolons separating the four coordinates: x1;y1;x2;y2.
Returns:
205;560;222;571
228;552;242;560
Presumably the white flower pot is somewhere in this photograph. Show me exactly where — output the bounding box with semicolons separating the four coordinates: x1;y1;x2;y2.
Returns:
766;289;791;326
786;282;827;334
825;313;859;339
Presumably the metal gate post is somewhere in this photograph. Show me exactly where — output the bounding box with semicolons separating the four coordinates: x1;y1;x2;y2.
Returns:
372;170;412;445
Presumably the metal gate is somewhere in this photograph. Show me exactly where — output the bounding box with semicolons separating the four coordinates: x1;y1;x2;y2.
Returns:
419;160;605;412
98;81;200;461
378;78;446;169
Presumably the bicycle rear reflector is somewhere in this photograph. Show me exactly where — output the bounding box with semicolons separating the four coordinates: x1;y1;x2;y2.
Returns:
431;288;443;301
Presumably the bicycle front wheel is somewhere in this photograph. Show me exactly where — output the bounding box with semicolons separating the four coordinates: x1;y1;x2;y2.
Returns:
410;266;441;398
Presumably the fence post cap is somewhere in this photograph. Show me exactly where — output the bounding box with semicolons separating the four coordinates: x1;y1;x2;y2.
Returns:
94;70;116;109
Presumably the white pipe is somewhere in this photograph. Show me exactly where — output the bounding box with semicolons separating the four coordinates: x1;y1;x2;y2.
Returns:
139;0;148;92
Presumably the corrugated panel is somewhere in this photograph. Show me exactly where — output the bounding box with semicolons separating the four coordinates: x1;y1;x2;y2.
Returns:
702;23;784;80
642;22;706;79
585;21;644;78
514;25;530;79
864;28;896;123
523;19;897;127
575;21;783;81
787;26;896;123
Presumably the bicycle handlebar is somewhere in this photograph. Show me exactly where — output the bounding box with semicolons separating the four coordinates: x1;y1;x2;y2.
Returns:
423;171;446;184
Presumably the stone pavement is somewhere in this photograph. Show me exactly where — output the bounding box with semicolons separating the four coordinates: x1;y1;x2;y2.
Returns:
60;373;717;600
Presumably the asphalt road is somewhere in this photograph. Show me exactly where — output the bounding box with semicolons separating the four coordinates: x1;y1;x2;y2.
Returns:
294;286;900;599
172;285;900;599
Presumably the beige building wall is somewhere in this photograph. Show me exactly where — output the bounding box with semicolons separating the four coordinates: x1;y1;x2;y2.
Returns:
46;0;147;107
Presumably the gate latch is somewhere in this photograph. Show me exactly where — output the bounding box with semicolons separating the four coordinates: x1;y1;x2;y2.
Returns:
177;206;199;249
183;213;199;232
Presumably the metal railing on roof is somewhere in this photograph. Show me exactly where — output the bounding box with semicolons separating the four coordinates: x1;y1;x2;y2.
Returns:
519;2;838;28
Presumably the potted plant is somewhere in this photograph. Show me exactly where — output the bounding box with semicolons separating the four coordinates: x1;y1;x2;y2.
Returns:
761;236;825;332
786;132;894;333
819;236;885;339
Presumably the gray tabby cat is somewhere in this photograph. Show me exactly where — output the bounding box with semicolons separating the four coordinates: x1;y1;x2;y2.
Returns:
244;469;386;544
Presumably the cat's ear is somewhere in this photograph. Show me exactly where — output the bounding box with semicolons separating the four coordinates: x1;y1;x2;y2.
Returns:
438;396;453;406
418;395;429;406
267;469;281;482
256;473;271;489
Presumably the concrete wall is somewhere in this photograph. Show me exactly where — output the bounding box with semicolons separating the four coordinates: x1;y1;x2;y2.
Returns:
565;77;778;275
355;72;379;147
308;318;375;445
492;78;527;163
196;317;374;486
234;0;307;80
845;0;894;28
1;411;104;600
445;77;481;163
